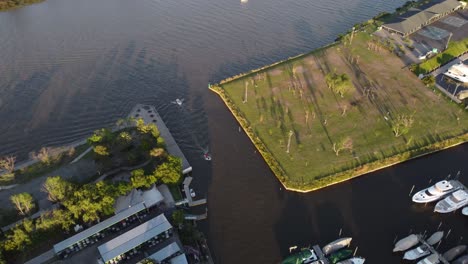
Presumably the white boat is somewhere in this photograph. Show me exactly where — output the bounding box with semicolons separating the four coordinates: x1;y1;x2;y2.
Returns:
322;237;352;255
336;257;365;264
443;245;467;262
204;153;212;161
462;207;468;216
417;253;440;264
434;190;468;213
172;98;184;106
426;231;443;246
404;245;430;260
412;180;459;203
394;234;419;252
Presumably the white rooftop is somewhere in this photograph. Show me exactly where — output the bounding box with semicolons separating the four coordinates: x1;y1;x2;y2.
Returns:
170;253;189;264
53;202;146;254
114;185;164;214
98;214;172;263
444;63;468;83
147;242;181;262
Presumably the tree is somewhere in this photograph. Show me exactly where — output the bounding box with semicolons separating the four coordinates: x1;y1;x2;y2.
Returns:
156;137;165;148
22;219;34;233
422;75;435;86
0;155;15;173
3;226;31;252
326;72;353;97
153;156;182;184
149;148;166;159
33;147;52;165
130;169;155;189
118;131;132;144
41;176;74;203
172;210;185;228
391;114;414;137
93;145;109;156
332;137;353;156
10;192;35;215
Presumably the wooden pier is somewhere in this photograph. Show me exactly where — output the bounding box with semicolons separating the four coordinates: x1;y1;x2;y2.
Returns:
417;236;449;264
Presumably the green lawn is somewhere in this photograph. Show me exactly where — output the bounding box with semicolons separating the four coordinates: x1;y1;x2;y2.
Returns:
213;32;468;191
415;37;468;75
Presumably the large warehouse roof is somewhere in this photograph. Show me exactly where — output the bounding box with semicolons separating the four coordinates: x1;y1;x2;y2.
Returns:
53;202;146;254
98;214;172;263
383;0;461;35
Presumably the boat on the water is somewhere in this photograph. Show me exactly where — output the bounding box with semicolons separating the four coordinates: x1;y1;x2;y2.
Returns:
203;153;212;161
453;255;468;264
172;98;184;106
416;253;440;264
426;231;444;245
462;207;468;216
394;234;419;252
434;190;468;213
329;249;353;264
443;245;467;262
336;257;365;264
412;180;459;203
322;237;352;255
282;248;318;264
404;245;430;260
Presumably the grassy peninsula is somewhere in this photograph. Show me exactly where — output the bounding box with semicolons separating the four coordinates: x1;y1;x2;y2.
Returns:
0;0;44;11
211;27;468;192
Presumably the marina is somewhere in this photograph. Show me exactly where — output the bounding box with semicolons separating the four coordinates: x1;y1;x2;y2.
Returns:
411;178;468;214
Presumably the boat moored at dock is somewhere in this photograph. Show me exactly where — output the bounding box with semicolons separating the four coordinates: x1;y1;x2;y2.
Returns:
434;190;468;213
462;207;468;216
336;257;365;264
443;245;467;262
417;253;440;264
404;245;430;260
412;180;459;203
322;237;352;256
394;234;419;252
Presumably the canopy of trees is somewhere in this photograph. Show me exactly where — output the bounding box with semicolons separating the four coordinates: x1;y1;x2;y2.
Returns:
153;156;182;184
10;193;35;216
326;72;353;97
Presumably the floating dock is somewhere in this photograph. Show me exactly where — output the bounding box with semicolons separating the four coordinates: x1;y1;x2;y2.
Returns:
417;236;450;264
312;245;330;264
128;104;192;174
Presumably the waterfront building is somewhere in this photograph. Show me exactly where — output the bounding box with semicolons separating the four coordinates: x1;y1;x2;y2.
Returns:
382;0;462;36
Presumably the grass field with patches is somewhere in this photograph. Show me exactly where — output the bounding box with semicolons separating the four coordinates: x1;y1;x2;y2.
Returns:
212;32;468;191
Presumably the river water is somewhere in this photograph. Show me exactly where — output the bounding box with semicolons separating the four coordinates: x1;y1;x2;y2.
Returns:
0;0;466;263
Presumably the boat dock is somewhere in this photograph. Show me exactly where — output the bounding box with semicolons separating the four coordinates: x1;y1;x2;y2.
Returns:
417;236;450;264
183;177;207;207
312;245;330;264
128;104;192;174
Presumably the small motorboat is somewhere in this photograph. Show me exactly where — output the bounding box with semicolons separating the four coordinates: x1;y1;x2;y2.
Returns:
322;237;352;255
203;153;212;161
404;245;430;260
412;180;459;203
426;231;444;246
172;98;184;106
443;245;467;262
336;257;365;264
434;190;468;213
394;234;419;252
462;207;468;216
417;253;440;264
453;255;468;264
329;249;353;264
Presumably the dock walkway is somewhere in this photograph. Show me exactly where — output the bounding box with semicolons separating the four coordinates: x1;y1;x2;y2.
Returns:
128;104;192;174
417;236;449;264
183;177;207;207
312;245;329;264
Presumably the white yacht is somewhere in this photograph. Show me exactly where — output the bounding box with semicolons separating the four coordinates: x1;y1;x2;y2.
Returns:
412;180;459;203
434;190;468;213
462;207;468;216
417;253;440;264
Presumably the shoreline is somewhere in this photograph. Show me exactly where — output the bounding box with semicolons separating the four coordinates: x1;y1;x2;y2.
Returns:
0;0;45;12
210;58;468;192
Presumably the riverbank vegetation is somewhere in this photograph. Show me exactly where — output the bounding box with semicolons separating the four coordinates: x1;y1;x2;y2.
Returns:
0;0;44;11
211;30;468;191
0;119;183;263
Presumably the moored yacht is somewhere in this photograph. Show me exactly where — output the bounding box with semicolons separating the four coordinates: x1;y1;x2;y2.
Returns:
412;180;459;203
434;190;468;213
404;245;430;260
